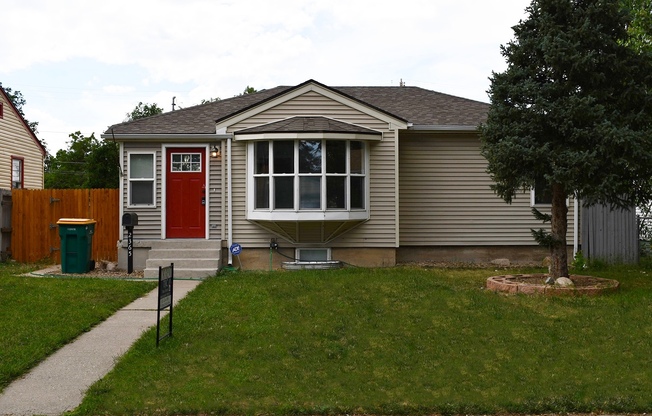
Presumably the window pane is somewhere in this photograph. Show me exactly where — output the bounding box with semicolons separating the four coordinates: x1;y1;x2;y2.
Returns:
12;159;21;183
327;176;345;209
131;181;154;205
274;141;294;174
255;177;269;209
131;154;154;178
300;177;321;209
255;141;269;174
350;176;365;209
274;177;294;209
299;140;321;173
534;177;552;205
326;141;346;173
350;141;364;174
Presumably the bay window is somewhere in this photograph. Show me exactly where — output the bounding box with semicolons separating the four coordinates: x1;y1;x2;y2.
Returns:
248;139;368;221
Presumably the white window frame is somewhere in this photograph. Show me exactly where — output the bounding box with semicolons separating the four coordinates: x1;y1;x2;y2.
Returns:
246;140;370;221
127;151;156;208
11;156;23;189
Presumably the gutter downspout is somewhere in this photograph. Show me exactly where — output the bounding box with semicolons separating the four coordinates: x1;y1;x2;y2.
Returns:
227;135;233;266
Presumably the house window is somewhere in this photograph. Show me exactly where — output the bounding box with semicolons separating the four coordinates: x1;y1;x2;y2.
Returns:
251;140;367;217
531;176;552;206
11;157;23;189
296;248;331;262
128;152;155;206
0;102;4;119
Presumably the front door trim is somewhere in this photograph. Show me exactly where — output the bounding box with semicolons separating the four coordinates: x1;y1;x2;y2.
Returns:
161;144;210;239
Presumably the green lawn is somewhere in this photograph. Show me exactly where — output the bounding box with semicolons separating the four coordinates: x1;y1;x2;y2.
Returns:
0;262;157;391
73;264;652;415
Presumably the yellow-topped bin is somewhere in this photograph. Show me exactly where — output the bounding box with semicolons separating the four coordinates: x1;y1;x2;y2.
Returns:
57;218;97;273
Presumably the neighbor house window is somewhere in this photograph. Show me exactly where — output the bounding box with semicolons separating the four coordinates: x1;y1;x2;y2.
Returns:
251;140;367;215
128;152;155;206
11;157;23;189
0;102;4;119
531;176;552;206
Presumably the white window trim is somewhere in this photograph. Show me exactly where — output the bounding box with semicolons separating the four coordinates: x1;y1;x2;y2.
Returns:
127;151;157;208
530;188;570;208
246;140;370;222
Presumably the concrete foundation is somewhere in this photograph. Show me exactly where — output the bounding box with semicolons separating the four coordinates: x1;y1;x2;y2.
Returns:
228;247;397;270
396;245;557;266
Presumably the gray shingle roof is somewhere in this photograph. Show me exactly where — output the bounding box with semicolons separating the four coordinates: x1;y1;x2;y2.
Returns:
104;81;488;135
237;116;382;136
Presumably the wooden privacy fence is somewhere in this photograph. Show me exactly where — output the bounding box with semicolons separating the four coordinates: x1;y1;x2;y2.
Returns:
11;189;119;263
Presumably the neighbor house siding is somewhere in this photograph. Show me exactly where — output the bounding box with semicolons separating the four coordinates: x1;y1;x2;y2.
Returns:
0;95;44;189
399;132;575;246
122;142;162;240
228;90;398;248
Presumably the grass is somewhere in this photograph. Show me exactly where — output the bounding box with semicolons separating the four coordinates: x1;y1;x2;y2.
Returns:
73;264;652;415
0;261;157;391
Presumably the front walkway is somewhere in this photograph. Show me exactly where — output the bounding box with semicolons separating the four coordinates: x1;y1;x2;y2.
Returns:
0;279;202;416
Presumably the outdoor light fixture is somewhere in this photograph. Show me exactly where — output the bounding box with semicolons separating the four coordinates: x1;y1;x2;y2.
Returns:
210;145;221;158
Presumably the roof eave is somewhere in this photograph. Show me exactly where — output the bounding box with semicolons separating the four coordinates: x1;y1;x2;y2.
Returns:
408;124;480;132
100;133;232;141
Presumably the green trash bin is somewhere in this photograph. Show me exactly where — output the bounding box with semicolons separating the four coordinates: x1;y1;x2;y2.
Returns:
57;218;96;273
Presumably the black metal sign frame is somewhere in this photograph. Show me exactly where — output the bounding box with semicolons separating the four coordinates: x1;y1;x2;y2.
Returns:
156;263;174;347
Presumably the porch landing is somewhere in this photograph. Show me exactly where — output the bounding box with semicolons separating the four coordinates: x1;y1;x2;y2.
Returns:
144;240;221;279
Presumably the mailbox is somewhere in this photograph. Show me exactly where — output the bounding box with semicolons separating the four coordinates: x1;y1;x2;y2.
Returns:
122;212;139;227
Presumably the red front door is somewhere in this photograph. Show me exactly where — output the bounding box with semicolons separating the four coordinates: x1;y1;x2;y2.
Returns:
166;148;206;238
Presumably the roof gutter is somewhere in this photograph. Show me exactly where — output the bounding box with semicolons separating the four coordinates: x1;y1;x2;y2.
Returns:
407;124;479;132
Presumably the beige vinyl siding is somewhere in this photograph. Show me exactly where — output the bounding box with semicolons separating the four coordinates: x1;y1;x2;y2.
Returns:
229;91;398;248
399;132;575;245
0;97;44;189
229;91;390;132
208;142;224;239
122;142;162;240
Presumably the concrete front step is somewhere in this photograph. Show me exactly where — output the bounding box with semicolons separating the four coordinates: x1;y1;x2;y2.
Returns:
149;239;221;250
146;258;219;270
148;248;220;260
144;240;222;279
144;267;217;279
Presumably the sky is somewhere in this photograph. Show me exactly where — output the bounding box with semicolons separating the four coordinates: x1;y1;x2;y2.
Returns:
1;0;530;154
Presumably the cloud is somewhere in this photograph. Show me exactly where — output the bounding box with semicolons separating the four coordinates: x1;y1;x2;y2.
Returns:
1;0;530;152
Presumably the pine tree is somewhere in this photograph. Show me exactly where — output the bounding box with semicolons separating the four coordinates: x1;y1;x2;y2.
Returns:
480;0;652;277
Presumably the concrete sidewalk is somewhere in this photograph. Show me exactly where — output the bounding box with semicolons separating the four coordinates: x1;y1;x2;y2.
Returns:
0;279;202;416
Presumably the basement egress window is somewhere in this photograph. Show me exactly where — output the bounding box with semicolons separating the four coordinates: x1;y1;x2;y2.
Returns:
247;140;369;221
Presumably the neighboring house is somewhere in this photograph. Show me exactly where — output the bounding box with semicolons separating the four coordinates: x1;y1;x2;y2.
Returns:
0;86;46;190
103;79;576;277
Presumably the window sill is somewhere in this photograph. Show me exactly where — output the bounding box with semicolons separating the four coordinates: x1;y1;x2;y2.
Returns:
248;210;369;222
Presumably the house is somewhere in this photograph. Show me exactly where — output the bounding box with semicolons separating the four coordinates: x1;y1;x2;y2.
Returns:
0;86;46;190
103;79;577;277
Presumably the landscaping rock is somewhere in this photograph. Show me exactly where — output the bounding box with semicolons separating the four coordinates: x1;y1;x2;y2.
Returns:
491;258;511;267
106;262;117;271
555;277;574;287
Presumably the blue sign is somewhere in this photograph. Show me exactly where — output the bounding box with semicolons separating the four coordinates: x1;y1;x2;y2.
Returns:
230;243;242;255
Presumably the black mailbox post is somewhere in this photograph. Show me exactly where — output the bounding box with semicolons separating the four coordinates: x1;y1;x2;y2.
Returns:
122;212;139;274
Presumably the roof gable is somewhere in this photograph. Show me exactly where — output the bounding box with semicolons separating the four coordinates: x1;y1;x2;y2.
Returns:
215;79;408;133
0;87;46;156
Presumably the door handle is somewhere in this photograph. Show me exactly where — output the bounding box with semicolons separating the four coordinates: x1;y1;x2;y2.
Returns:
201;196;206;206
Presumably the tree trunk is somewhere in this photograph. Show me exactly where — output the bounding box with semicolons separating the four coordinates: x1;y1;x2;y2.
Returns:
549;182;569;278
